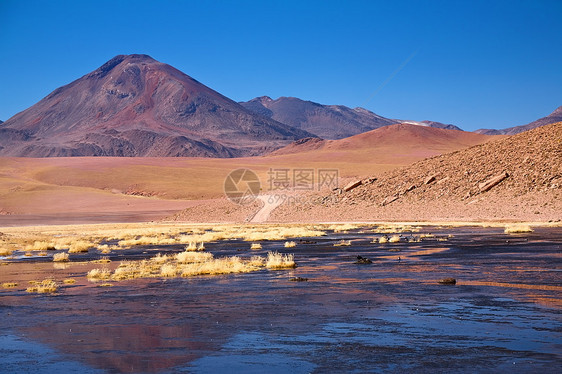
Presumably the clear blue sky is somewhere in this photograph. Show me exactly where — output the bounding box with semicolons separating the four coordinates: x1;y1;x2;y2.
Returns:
1;0;561;131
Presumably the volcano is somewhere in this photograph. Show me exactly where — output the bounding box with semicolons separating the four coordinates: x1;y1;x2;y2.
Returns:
0;54;313;157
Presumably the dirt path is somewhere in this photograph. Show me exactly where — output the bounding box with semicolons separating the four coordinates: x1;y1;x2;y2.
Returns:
250;195;283;223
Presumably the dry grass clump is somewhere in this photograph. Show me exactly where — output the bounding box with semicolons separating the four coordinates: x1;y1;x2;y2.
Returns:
160;264;178;277
388;235;401;243
266;251;296;269
180;256;254;277
0;248;13;256
26;279;58;293
25;241;55;251
504;224;534;234
327;224;363;233
68;240;93;253
151;253;171;264
248;255;265;267
93;256;111;264
176;251;214;264
2;282;18;288
241;226;326;241
284;241;296;248
185;242;206;251
53;252;69;262
334;240;351;247
63;279;76;284
117;235;177;247
87;268;112;281
250;243;262;250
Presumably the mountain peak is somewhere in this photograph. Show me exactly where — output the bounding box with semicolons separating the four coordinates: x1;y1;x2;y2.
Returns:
0;55;313;157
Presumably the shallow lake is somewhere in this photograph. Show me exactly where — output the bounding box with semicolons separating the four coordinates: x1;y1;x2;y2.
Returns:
1;226;561;373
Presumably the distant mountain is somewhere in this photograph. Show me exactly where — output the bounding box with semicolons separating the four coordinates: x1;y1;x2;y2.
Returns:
240;96;397;139
0;55;313;157
270;123;491;158
475;106;562;135
241;96;462;139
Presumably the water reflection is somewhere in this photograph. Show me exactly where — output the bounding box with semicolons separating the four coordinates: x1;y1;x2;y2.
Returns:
0;226;561;373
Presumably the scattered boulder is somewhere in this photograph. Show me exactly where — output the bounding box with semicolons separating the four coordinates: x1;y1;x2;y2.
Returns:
354;255;372;264
344;180;363;192
438;277;457;285
289;277;309;282
381;195;399;206
405;184;416;192
424;175;438;184
478;172;509;192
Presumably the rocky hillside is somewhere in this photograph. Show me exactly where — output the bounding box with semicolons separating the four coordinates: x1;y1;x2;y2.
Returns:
0;55;313;157
476;106;562;135
272;122;562;222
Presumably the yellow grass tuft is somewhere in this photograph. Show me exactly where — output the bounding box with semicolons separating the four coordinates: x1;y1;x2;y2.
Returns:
160;264;178;277
93;256;111;264
334;240;351;247
151;253;170;264
504;224;534;234
250;243;262;250
0;248;13;256
388;235;401;243
87;268;112;281
25;241;56;251
266;251;296;269
26;279;58;293
176;251;214;264
284;241;296;248
68;240;93;253
378;236;388;243
2;282;18;288
53;252;69;262
63;278;76;284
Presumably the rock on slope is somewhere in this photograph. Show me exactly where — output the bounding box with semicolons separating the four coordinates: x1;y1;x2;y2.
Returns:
272;122;562;222
0;54;313;157
476;106;562;135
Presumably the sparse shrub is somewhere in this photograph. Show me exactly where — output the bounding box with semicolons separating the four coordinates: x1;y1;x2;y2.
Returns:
63;279;76;284
284;241;296;248
504;225;534;234
250;243;262;250
2;282;18;288
378;236;388;244
266;251;296;269
53;252;69;262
